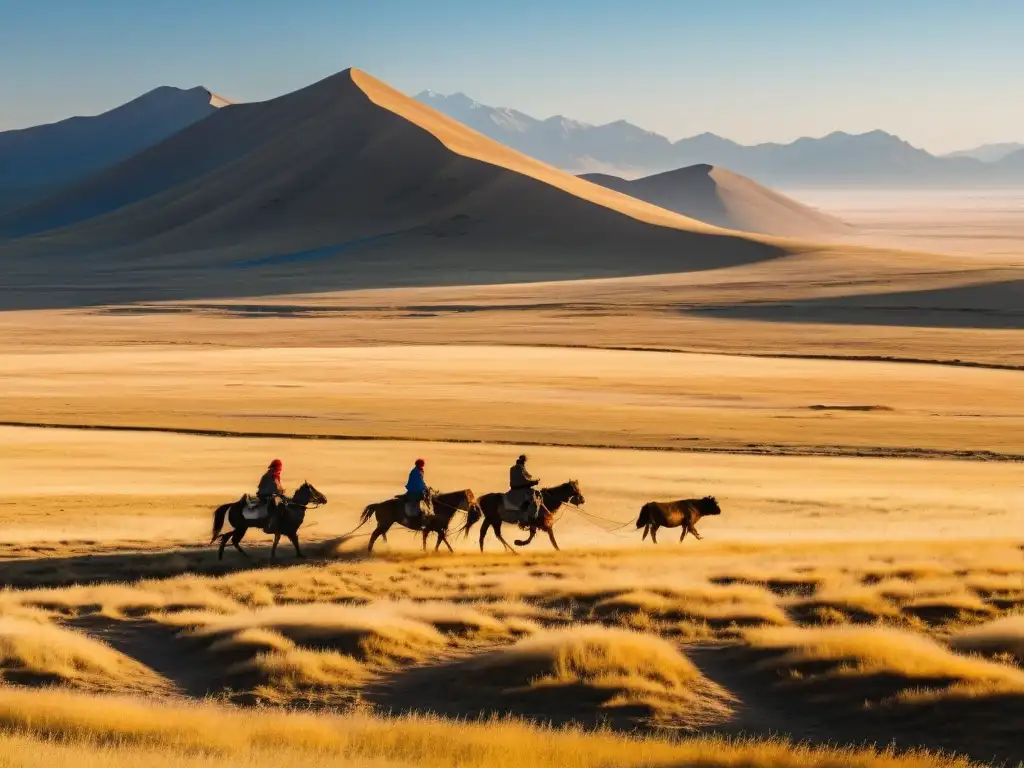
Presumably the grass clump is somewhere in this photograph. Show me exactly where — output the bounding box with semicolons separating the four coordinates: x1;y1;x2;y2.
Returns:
0;616;166;693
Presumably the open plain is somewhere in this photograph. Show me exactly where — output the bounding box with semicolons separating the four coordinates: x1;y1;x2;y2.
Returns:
1;67;1023;768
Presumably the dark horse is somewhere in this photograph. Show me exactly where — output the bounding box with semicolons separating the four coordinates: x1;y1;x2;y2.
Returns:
635;496;721;543
354;489;481;553
211;481;328;561
465;480;585;553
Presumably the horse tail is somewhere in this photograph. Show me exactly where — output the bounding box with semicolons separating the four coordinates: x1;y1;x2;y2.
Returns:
211;503;231;542
358;504;376;528
461;504;483;538
636;503;651;529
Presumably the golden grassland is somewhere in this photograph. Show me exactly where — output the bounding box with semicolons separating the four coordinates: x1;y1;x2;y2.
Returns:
0;687;985;768
1;345;1021;456
0;540;1020;763
0;203;1021;766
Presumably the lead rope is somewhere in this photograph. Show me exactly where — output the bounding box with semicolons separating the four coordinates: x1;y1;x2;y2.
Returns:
559;501;635;536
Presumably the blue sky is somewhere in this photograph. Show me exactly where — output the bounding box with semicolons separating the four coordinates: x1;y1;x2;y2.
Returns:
1;0;1021;152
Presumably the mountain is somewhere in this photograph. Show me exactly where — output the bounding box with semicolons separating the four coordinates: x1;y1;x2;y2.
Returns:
0;69;782;309
416;91;1020;186
0;86;228;214
945;143;1024;163
581;165;850;238
416;91;673;173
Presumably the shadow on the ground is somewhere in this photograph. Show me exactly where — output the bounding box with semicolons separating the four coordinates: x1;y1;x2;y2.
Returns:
0;538;372;588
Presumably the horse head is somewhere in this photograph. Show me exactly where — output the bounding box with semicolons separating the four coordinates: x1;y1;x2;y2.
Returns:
551;479;584;506
700;495;721;515
569;479;585;505
294;480;328;508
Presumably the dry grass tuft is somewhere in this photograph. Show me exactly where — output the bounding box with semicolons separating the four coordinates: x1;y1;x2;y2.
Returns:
22;579;242;619
950;615;1024;665
745;625;1024;691
0;616;166;693
594;583;788;629
0;686;980;768
901;593;994;625
396;624;735;729
178;604;449;666
786;582;901;625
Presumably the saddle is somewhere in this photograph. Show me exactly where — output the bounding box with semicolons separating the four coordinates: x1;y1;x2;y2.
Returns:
241;494;268;521
394;494;433;525
501;491;540;525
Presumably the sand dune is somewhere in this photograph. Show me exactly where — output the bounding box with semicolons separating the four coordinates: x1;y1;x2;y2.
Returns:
0;69;784;309
581;165;851;238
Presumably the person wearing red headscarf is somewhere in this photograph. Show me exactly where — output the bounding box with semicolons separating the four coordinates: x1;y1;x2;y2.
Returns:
258;459;288;532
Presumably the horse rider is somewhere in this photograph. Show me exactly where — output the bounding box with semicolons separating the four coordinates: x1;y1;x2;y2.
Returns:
258;459;289;533
508;454;541;523
404;458;432;526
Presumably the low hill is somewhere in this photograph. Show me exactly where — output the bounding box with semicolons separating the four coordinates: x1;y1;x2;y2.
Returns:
0;86;226;215
580;165;850;238
0;69;782;309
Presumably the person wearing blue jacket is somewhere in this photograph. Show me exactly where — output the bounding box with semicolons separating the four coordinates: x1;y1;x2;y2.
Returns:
405;458;430;523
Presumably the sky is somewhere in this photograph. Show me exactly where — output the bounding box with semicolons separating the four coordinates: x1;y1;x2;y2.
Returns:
1;0;1022;153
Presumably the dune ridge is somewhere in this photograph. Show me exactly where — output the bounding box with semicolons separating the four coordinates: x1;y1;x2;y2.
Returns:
0;68;788;309
581;164;851;237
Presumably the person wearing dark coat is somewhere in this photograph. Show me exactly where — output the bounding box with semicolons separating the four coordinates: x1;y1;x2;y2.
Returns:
508;454;541;521
257;459;288;533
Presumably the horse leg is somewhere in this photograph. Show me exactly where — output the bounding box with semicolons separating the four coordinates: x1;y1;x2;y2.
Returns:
218;532;231;560
689;523;702;540
679;526;687;542
650;525;659;544
514;526;537;547
642;524;650;542
271;533;281;561
441;532;454;553
479;519;491;552
546;526;560;552
422;529;430;552
232;527;251;559
368;526;383;552
287;532;304;558
368;522;392;553
492;521;517;554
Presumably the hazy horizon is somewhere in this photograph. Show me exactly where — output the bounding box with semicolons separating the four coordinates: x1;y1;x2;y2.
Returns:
1;0;1022;153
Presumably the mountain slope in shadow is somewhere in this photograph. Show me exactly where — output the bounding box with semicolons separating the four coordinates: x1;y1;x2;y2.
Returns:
0;68;784;309
0;86;226;216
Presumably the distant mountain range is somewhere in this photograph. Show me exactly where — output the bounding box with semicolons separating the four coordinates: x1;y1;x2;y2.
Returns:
944;143;1024;163
1;81;1019;227
0;86;228;214
416;90;1024;187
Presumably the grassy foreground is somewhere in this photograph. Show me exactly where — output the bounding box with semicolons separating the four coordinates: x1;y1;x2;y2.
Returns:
0;686;979;768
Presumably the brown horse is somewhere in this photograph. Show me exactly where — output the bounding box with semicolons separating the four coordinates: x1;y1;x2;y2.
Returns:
635;496;721;543
354;489;481;553
465;480;585;553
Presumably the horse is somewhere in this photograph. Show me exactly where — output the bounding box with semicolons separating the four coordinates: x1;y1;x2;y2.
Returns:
210;481;327;561
635;496;721;543
354;489;481;553
465;480;585;553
